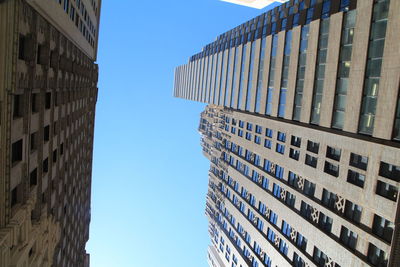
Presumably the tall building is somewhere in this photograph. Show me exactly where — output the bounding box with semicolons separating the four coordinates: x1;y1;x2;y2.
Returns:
0;0;101;266
174;0;400;266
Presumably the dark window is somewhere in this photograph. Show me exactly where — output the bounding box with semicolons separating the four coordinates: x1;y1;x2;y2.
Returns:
307;140;319;154
11;139;23;164
42;158;49;173
344;201;362;224
30;168;37;186
326;146;341;161
367;243;387;267
313;247;328;267
347;170;365;188
324;161;339;177
349;153;368;170
318;212;333;233
60;143;64;155
246;122;253;131
289;148;300;160
45;92;51;109
372;214;394;243
44;125;50;142
31;93;38;113
11;186;18;207
53;149;57;163
305;154;317;168
376;180;398;202
18;35;26;60
379;162;400;182
321;189;337;211
13;95;23;118
30;132;37;152
340;226;358;250
291;136;301;147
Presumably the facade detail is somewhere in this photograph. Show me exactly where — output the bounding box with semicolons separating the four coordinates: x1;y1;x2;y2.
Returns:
174;0;400;267
0;0;101;266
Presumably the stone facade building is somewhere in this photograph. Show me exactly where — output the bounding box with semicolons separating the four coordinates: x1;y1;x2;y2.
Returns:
174;0;400;266
0;0;101;266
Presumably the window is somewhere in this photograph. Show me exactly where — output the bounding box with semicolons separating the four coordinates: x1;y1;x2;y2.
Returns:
307;140;319;154
289;148;299;160
318;212;333;233
30;168;37;186
30;132;38;152
13;95;23;118
11;186;19;207
293;252;305;267
291;136;301;147
42;158;49;173
321;189;337;211
265;128;273;138
44;125;50;142
313;247;328;267
344;201;362;224
305;154;317;168
239;120;244;128
379;161;400;182
31;93;38;113
347;170;365;188
276;144;285;154
367;243;388;267
326;146;341;161
376;180;398;201
372;214;394;243
254;135;261;144
246;122;253;131
45;92;51;109
277;132;286;142
238;129;243;137
255;125;262;134
264;139;272;149
324;161;339;177
340;226;358;250
245;132;252;141
349;153;368;170
12;139;23;164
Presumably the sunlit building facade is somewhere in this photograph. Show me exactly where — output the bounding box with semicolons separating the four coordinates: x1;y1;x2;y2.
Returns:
174;0;400;266
0;0;101;266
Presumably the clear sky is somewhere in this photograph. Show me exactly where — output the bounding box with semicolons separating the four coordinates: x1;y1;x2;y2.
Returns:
87;1;277;267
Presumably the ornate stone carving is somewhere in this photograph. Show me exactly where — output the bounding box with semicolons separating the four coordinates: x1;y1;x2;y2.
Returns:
297;175;305;190
280;188;287;200
290;228;297;242
311;206;320;223
335;195;346;214
274;236;280;247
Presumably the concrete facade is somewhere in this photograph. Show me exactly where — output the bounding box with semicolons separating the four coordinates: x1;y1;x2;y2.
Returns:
174;0;400;266
0;0;100;266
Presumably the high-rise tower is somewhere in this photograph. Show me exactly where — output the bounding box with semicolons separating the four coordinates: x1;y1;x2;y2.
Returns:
0;0;101;266
174;0;400;266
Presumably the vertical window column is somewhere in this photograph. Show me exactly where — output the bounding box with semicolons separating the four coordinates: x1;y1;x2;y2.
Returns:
358;0;390;135
310;18;330;125
293;25;309;121
230;44;241;108
278;30;292;118
245;40;257;111
237;42;248;110
332;10;357;129
265;35;278;115
254;37;266;113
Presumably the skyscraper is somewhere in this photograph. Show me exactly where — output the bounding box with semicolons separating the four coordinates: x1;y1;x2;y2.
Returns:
0;0;101;266
174;0;400;266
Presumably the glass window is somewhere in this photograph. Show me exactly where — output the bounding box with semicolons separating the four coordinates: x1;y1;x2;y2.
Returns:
349;153;368;170
379;162;400;182
376;180;398;201
372;214;394;243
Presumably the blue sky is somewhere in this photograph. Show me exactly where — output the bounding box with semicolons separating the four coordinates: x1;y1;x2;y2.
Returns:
87;1;277;266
